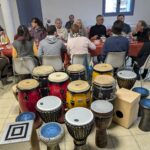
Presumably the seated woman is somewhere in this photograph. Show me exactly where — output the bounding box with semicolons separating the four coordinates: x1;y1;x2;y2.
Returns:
101;20;129;61
133;31;150;79
74;19;88;37
13;25;37;59
0;26;10;45
67;24;96;60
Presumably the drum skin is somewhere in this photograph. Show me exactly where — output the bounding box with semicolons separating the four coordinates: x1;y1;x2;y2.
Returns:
18;88;41;113
92;70;113;82
66;90;91;109
48;81;69;107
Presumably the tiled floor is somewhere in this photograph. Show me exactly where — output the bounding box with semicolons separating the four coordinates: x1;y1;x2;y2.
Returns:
0;80;150;150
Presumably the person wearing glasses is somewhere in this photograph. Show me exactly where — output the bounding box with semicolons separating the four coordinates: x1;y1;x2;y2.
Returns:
89;15;107;40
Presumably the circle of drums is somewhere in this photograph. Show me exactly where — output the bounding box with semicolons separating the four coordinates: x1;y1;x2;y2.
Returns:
14;63;137;149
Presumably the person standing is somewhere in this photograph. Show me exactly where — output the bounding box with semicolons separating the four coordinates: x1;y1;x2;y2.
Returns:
89;15;107;40
65;14;75;32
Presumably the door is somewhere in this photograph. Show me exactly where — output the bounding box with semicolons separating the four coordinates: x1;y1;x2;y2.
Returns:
17;0;43;26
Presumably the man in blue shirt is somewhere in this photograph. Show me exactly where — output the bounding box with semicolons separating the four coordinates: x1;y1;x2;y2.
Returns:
117;14;131;34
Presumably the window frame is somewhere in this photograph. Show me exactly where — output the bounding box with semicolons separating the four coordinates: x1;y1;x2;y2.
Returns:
102;0;135;16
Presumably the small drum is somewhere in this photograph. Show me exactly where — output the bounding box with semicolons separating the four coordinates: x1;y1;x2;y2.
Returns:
67;64;86;81
17;79;42;128
139;99;150;131
65;107;94;150
32;65;54;97
91;100;113;148
117;69;137;89
48;72;69;108
66;80;91;109
16;112;36;122
93;75;116;101
92;63;113;81
36;96;62;123
39;122;64;150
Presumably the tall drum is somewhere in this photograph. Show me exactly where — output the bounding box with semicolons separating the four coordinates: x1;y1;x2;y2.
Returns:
92;63;113;81
36;96;62;123
65;107;94;150
17;79;42;128
32;65;54;97
48;72;69;108
67;64;86;81
116;69;137;89
66;80;91;109
93;75;116;101
91;100;113;148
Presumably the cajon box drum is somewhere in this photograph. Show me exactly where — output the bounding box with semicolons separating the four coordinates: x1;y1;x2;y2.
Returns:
0;121;39;150
113;88;141;128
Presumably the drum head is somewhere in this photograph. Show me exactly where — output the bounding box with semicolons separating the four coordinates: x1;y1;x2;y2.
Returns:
33;65;54;76
94;63;113;72
16;112;35;122
67;64;85;73
117;70;137;79
17;79;39;90
65;107;94;126
36;96;62;111
91;100;113;114
68;80;90;93
48;72;69;83
40;122;62;138
93;75;115;86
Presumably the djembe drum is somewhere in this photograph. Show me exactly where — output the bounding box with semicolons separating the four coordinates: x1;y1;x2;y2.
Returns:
65;107;94;150
116;69;137;89
139;99;150;131
36;96;62;123
39;122;64;150
67;64;86;81
66;80;91;109
32;65;54;97
92;75;116;101
17;79;42;128
91;100;113;148
92;63;113;81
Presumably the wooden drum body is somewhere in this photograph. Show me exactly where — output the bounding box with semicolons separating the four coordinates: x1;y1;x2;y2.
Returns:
66;80;91;109
92;64;113;81
67;64;86;81
91;100;113;148
117;69;137;89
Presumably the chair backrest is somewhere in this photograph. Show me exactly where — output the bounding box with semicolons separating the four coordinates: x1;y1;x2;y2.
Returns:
13;57;35;75
141;55;150;69
42;55;63;71
72;54;91;65
105;51;126;68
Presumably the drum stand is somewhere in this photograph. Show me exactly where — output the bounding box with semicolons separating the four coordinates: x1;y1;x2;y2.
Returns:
96;129;107;148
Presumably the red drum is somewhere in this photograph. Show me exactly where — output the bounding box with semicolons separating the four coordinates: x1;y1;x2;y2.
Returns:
48;72;69;108
17;79;42;128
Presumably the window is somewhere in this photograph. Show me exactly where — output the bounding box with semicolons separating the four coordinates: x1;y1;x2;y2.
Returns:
103;0;135;16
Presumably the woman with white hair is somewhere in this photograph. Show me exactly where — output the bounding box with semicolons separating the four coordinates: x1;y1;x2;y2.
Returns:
55;18;68;42
74;19;88;37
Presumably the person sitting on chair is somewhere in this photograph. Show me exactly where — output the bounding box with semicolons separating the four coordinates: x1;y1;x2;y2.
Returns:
133;31;150;79
38;25;66;57
67;24;96;60
100;20;129;62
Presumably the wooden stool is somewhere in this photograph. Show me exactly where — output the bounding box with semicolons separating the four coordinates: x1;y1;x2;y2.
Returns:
113;88;141;128
0;121;40;150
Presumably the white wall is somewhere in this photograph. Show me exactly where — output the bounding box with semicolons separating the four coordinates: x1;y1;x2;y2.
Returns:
41;0;150;28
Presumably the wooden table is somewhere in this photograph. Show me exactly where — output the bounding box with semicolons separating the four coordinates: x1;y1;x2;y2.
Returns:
89;42;144;57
